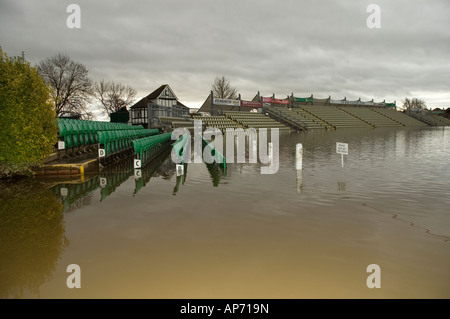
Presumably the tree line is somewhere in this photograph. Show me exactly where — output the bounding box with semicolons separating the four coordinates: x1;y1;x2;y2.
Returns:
37;52;137;119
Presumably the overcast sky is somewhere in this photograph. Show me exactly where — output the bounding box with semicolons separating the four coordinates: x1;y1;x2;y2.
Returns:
1;0;449;119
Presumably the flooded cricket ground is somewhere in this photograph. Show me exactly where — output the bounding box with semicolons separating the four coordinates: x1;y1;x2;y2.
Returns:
1;126;449;299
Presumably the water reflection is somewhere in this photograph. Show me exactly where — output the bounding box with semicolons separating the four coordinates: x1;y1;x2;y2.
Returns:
0;179;67;298
50;177;98;213
134;148;173;195
205;162;226;187
99;160;134;202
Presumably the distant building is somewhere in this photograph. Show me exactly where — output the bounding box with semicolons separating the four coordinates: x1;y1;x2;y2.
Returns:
198;92;262;115
129;84;189;128
110;106;130;123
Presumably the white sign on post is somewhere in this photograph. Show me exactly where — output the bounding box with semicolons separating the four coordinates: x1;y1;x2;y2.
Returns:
336;142;348;155
336;142;348;167
134;159;142;169
176;164;184;176
58;141;65;150
99;149;105;157
100;177;107;188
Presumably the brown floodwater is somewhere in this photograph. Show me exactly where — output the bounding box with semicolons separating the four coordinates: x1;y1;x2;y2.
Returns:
1;126;449;299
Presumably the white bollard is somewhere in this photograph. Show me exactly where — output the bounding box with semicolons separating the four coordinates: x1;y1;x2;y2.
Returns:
268;142;273;160
296;143;303;170
249;139;257;163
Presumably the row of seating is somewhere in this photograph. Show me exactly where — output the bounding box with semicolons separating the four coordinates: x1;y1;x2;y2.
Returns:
266;106;328;130
338;107;402;127
410;112;450;126
57;118;146;149
98;129;160;157
224;112;291;131
132;132;173;165
159;116;194;129
192;115;244;132
301;106;372;129
372;109;428;127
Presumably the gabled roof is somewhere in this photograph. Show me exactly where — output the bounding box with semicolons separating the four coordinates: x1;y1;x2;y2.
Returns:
131;84;186;109
146;84;168;100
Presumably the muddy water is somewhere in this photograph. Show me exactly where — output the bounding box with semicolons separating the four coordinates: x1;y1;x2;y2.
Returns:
1;126;449;299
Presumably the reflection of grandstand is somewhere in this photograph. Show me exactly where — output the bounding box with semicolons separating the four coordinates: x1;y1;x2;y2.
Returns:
50;176;99;213
99;160;134;201
134;147;173;195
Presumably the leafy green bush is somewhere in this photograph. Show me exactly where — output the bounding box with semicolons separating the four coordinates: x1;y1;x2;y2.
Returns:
0;49;58;178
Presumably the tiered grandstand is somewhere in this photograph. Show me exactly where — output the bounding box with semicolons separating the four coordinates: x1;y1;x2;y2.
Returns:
262;104;435;131
410;112;450;126
159;116;194;131
224;111;291;131
191;115;244;131
372;108;428;127
339;107;403;128
301;106;372;129
264;106;328;130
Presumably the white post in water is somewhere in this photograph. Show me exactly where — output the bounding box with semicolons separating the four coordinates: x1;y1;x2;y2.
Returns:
336;142;348;168
296;143;303;170
268;142;273;161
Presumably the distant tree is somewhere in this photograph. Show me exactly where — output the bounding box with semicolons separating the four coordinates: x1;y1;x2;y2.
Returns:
444;108;450;119
211;76;238;99
37;53;93;117
0;49;58;177
402;97;426;112
94;79;137;115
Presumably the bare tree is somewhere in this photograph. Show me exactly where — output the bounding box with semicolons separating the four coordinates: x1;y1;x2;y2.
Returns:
37;53;93;117
402;97;426;112
94;79;137;115
211;76;238;99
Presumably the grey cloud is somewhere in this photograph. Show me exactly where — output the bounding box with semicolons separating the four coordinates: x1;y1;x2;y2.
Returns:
0;0;449;110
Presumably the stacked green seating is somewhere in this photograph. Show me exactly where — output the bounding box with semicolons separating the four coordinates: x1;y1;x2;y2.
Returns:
98;128;159;157
132;132;172;166
57;118;145;151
